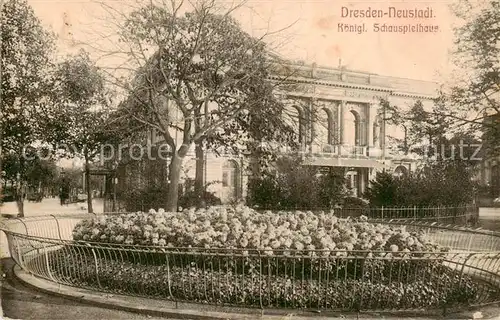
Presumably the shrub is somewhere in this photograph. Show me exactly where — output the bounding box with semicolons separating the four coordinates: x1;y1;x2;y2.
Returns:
246;176;280;209
119;180;221;212
247;155;348;210
364;161;476;207
120;185;170;212
342;196;369;209
178;190;221;209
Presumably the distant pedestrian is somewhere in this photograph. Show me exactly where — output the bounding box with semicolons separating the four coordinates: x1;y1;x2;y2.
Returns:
59;184;69;206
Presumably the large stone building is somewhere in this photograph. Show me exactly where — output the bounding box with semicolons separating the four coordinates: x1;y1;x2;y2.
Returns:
113;61;440;205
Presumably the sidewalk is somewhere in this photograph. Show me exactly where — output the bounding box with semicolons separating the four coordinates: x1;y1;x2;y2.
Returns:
0;198;104;259
0;258;176;320
0;197;104;216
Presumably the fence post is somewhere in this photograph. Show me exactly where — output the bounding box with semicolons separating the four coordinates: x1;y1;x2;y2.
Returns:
381;206;384;220
87;243;101;289
43;242;56;282
413;206;417;220
51;215;63;241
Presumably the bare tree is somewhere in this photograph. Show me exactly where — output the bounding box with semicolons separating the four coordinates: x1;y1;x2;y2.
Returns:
89;0;301;211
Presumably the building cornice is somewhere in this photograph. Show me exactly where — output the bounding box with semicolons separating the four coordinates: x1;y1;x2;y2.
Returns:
271;60;440;100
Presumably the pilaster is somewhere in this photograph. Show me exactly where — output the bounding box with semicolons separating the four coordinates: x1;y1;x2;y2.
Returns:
339;101;345;144
359;120;366;146
309;98;316;151
381;104;386;154
367;104;374;147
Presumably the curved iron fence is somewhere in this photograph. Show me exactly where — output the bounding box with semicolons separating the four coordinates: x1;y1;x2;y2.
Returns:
1;212;499;316
256;205;479;225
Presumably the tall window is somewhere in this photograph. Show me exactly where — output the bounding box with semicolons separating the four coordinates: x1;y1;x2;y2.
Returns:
287;105;304;145
317;108;334;145
344;110;360;146
222;160;240;199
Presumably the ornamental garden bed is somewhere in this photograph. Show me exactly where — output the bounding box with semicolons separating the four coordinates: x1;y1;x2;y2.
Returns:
40;206;499;311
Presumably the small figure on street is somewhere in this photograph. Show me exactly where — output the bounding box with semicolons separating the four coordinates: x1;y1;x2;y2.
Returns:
59;183;70;206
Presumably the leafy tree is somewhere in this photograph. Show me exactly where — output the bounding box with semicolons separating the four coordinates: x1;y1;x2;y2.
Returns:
381;99;453;158
316;168;349;208
1;0;55;216
105;0;297;211
1;149;58;200
432;1;500;155
51;49;117;213
363;171;398;207
24;153;58;193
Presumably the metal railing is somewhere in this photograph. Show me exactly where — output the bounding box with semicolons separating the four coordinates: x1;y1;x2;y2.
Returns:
309;144;369;157
1;213;499;315
256;205;479;225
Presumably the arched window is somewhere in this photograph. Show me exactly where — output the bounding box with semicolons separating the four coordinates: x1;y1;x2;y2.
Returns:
344;110;360;146
394;165;408;178
286;105;304;145
222;160;240;199
317;108;334;146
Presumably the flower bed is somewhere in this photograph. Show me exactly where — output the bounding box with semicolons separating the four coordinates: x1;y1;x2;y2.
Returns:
72;206;443;255
57;206;491;310
48;250;481;310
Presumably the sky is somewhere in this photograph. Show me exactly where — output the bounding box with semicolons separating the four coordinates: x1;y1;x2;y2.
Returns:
26;0;466;83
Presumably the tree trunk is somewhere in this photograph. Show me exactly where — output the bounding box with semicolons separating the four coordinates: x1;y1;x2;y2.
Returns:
16;154;25;217
428;134;433;158
16;179;25;217
193;104;205;207
403;126;408;155
84;151;93;214
250;147;262;179
166;153;183;212
194;141;204;202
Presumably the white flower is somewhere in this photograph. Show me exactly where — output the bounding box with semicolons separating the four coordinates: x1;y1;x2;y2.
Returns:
239;237;249;248
271;240;281;249
263;247;273;256
294;241;304;251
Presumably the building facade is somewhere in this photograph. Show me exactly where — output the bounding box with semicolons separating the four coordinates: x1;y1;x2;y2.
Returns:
479;114;500;202
114;61;440;205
